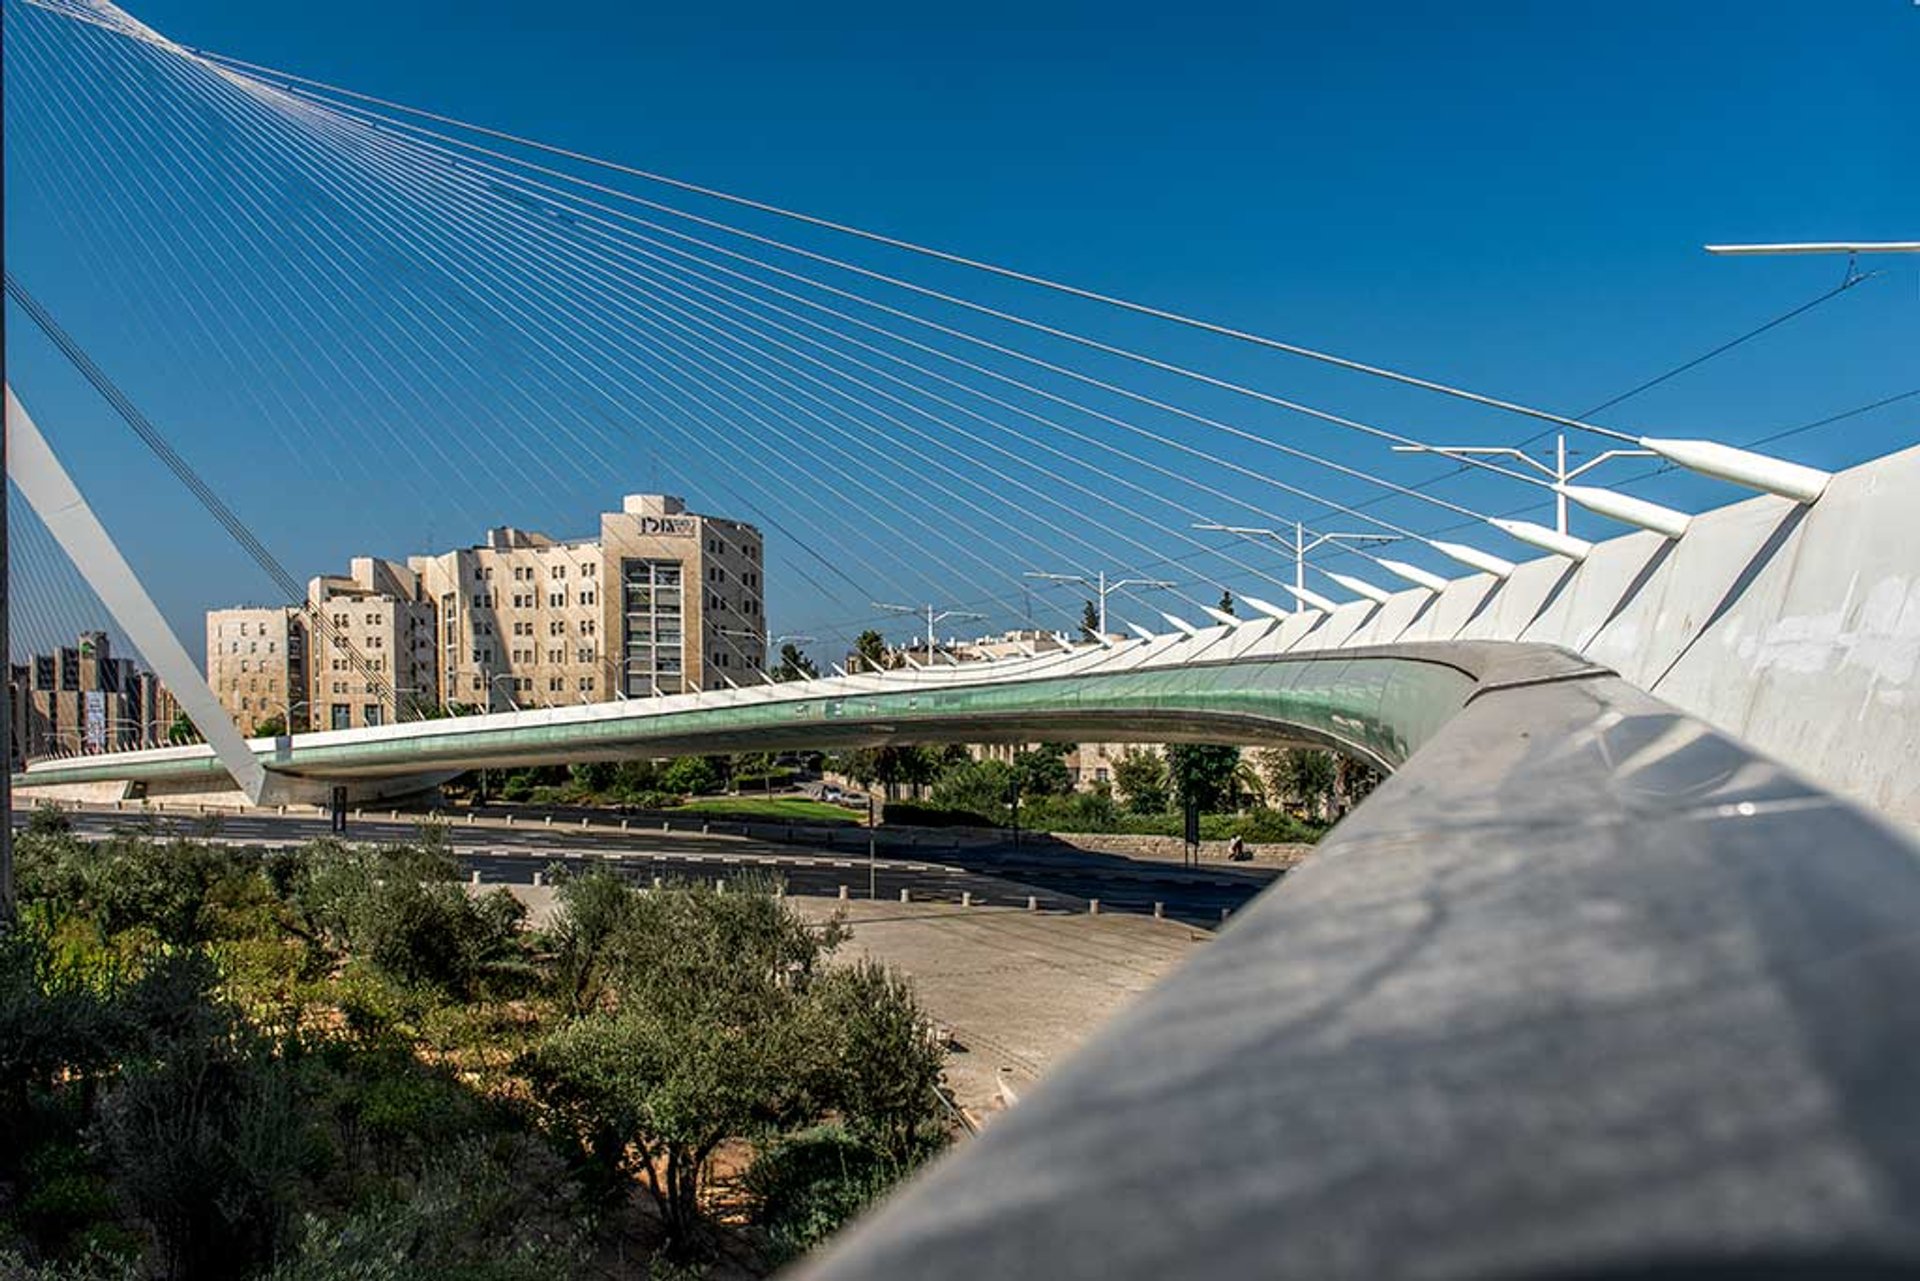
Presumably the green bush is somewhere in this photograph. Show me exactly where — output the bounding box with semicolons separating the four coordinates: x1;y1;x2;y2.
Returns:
746;1126;917;1265
879;801;994;828
267;1135;588;1281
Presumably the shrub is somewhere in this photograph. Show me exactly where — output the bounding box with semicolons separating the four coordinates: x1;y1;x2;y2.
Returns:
878;801;994;829
746;1127;915;1266
266;1134;587;1281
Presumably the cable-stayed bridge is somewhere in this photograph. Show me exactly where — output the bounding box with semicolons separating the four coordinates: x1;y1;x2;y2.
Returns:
8;2;1920;1276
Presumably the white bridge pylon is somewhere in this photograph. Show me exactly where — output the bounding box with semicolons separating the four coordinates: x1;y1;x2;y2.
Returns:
6;385;270;801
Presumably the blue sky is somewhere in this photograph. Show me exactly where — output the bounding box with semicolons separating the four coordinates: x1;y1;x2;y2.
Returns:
7;0;1916;660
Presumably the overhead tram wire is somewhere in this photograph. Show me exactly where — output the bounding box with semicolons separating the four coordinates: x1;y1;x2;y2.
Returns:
1330;269;1884;518
202;63;1528;572
184;41;1651;447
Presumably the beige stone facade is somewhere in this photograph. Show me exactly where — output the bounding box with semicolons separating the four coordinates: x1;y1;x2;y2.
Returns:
10;631;181;759
309;559;436;730
207;608;309;734
203;494;765;732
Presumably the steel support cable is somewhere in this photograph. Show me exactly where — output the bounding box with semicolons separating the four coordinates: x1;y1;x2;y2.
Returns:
48;5;1413;637
7;11;382;505
46;19;589;528
5;275;404;712
224;84;1259;629
235;86;1010;620
22;6;470;513
217;74;1475;557
198;70;1008;622
221;77;1192;626
13;13;476;548
172;43;977;617
284;98;1309;604
94;25;899;661
239;88;1519;542
185;41;1649;447
226;81;1566;508
18;21;536;713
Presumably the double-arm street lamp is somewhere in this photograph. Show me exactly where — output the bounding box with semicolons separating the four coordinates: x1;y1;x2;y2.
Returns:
1392;436;1656;535
871;601;987;662
1023;569;1175;638
1192;522;1394;593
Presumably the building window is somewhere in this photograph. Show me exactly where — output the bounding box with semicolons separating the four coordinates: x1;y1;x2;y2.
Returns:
331;704;351;730
579;676;594;691
365;705;383;726
581;590;596;605
621;558;685;697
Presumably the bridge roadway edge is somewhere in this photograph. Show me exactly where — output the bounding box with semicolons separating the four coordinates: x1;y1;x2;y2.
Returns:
795;658;1920;1280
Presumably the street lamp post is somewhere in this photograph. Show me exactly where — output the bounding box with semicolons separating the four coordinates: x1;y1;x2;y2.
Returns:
1192;522;1394;592
1024;570;1175;638
871;601;986;664
1391;436;1657;535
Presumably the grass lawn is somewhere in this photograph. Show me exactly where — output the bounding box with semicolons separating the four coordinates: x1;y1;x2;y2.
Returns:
670;796;863;825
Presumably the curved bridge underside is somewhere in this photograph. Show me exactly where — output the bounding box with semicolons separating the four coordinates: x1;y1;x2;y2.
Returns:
16;639;1524;801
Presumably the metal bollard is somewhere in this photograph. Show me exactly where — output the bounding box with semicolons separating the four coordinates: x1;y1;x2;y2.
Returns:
544;815;553;827
900;887;911;904
505;814;514;827
470;870;481;886
1027;895;1038;912
531;870;543;887
838;884;849;901
467;813;476;825
621;818;630;832
1221;907;1231;923
701;822;710;835
715;878;727;894
1089;899;1101;916
652;876;663;891
390;809;398;821
961;891;972;907
1154;901;1165;920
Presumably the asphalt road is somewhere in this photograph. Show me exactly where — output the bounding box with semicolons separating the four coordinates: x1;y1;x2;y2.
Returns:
16;809;1270;929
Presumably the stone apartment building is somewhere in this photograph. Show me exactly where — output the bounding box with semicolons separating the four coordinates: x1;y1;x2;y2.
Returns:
309;559;438;730
206;606;309;734
205;494;765;733
9;631;180;760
